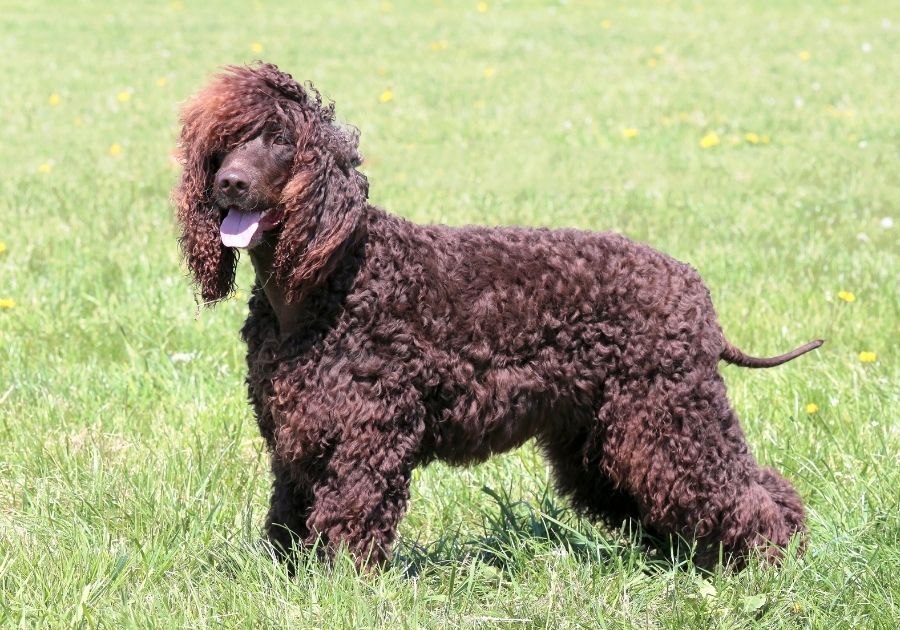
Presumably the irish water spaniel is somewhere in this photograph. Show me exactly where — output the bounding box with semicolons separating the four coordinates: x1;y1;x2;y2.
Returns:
174;62;822;570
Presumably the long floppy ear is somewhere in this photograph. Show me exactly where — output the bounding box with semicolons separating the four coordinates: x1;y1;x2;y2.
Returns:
173;104;237;305
273;130;368;304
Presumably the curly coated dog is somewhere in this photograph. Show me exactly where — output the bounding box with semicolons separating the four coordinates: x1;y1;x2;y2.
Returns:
174;62;822;571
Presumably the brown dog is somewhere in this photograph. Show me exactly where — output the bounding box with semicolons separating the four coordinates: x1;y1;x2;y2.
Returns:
175;62;821;570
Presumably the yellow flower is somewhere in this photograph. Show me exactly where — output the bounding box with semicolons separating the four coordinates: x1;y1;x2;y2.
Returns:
805;403;819;414
109;143;123;156
601;19;612;29
798;50;811;61
826;106;855;119
0;242;6;255
156;77;168;87
429;40;448;51
0;298;15;310
760;135;771;144
117;91;131;103
251;42;264;54
380;1;393;11
483;66;496;78
38;163;53;174
168;0;184;11
477;2;488;13
646;57;658;68
474;100;486;110
653;45;664;55
621;127;638;139
837;291;856;303
858;351;876;363
699;132;720;149
744;132;760;144
379;89;394;103
73;116;83;127
48;93;61;106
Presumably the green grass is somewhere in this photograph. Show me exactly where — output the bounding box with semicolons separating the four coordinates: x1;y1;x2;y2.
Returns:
1;0;897;627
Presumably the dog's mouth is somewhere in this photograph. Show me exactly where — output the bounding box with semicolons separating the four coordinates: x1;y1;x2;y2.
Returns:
220;207;283;249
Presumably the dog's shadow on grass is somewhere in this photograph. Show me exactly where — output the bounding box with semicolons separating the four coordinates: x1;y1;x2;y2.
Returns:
393;486;699;578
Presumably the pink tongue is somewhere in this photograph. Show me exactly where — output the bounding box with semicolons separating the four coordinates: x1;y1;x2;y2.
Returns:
220;209;262;248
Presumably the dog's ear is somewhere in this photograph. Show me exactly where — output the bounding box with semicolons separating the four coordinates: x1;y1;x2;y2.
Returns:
173;110;237;305
273;128;367;304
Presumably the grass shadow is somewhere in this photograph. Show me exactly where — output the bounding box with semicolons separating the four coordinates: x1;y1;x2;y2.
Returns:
394;486;704;578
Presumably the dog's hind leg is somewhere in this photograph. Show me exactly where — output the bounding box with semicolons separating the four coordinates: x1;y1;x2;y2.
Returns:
597;371;805;568
539;427;642;527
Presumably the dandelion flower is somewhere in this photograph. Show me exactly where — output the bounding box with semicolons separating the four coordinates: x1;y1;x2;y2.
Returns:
826;106;855;119
744;132;760;144
0;242;6;255
798;50;811;61
699;132;720;149
653;45;664;55
109;143;123;156
251;42;264;54
837;291;856;303
601;19;612;29
805;403;819;414
380;1;393;11
73;116;83;127
117;91;131;103
646;57;658;68
477;2;488;13
379;89;394;103
168;0;184;11
483;66;496;78
38;163;53;174
622;128;638;139
0;298;15;310
48;93;61;106
156;77;168;87
760;135;771;144
858;351;876;363
429;40;448;51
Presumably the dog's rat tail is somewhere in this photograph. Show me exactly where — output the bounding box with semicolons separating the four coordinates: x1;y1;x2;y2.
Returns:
721;338;824;368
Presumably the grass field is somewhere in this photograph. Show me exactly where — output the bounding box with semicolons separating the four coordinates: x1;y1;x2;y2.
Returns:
1;0;898;627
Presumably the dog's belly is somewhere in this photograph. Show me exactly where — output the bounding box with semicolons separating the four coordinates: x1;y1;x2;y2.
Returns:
424;364;598;466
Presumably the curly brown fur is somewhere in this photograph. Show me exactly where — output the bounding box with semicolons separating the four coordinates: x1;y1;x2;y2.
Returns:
175;62;818;571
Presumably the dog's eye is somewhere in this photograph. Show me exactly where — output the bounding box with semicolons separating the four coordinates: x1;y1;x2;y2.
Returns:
273;134;292;146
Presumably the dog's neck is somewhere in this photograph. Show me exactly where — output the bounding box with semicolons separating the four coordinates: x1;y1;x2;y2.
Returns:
247;239;304;337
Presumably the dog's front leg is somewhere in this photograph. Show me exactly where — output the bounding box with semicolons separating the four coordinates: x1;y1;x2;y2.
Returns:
303;414;420;570
264;459;316;573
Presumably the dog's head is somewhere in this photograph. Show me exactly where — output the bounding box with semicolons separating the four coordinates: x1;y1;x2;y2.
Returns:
174;62;368;304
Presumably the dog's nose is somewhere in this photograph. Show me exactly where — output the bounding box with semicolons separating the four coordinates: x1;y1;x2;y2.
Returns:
216;169;250;198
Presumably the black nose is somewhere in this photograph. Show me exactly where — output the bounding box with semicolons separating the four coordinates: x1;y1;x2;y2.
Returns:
215;169;250;198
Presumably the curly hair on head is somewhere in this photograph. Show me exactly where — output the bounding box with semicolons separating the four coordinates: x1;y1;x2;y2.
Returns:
174;62;367;304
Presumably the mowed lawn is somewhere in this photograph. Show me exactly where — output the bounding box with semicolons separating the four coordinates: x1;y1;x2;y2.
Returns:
1;0;897;627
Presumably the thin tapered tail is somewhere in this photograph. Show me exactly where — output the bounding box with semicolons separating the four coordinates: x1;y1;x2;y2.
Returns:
721;339;824;368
